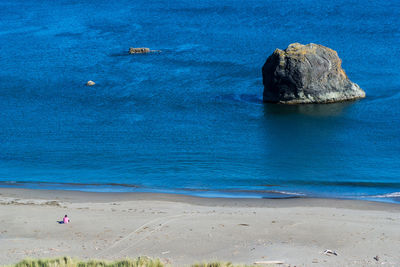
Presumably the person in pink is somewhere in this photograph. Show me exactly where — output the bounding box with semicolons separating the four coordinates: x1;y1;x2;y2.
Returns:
63;215;70;224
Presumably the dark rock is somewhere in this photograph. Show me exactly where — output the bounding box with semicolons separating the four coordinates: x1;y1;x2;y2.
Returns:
262;43;365;104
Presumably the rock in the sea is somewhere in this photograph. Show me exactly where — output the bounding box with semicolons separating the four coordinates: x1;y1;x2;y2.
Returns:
86;80;95;86
129;47;151;54
262;43;365;104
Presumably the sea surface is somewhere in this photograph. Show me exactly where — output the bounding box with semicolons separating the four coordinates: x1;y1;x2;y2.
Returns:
0;0;399;202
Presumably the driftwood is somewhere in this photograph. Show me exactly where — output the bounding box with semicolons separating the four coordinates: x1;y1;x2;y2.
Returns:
323;249;338;256
129;47;161;54
254;260;284;265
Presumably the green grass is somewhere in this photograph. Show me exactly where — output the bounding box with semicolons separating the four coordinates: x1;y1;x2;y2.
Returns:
11;257;163;267
8;257;257;267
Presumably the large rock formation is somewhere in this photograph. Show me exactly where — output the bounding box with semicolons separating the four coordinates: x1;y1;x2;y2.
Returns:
262;43;365;104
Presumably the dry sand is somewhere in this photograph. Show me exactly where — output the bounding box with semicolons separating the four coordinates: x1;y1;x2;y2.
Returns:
0;188;399;266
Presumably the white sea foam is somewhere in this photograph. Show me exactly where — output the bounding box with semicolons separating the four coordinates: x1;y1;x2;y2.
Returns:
371;192;400;198
273;191;306;196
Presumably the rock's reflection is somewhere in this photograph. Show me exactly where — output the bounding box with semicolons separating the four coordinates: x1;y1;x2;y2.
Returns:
262;101;357;117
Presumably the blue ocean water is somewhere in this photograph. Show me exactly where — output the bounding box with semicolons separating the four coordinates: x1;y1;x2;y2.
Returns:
0;0;399;202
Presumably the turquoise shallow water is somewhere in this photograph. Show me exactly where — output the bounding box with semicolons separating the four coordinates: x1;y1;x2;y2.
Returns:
0;0;399;202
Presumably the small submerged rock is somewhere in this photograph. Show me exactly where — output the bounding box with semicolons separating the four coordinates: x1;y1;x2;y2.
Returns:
129;47;150;54
262;43;365;104
86;80;95;86
128;47;161;54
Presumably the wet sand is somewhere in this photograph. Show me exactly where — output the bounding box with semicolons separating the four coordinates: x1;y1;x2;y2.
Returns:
1;188;399;266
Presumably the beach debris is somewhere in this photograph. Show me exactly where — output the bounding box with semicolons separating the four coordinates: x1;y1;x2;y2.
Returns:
323;249;338;256
43;200;61;206
161;251;170;255
129;47;162;54
86;80;95;86
374;255;379;261
254;260;284;265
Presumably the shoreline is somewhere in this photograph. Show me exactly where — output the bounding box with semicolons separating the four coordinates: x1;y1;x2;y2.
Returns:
1;187;400;210
1;188;400;266
1;181;399;205
0;181;305;200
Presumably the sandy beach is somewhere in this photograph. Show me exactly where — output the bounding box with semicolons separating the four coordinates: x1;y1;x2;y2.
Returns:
1;188;400;266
